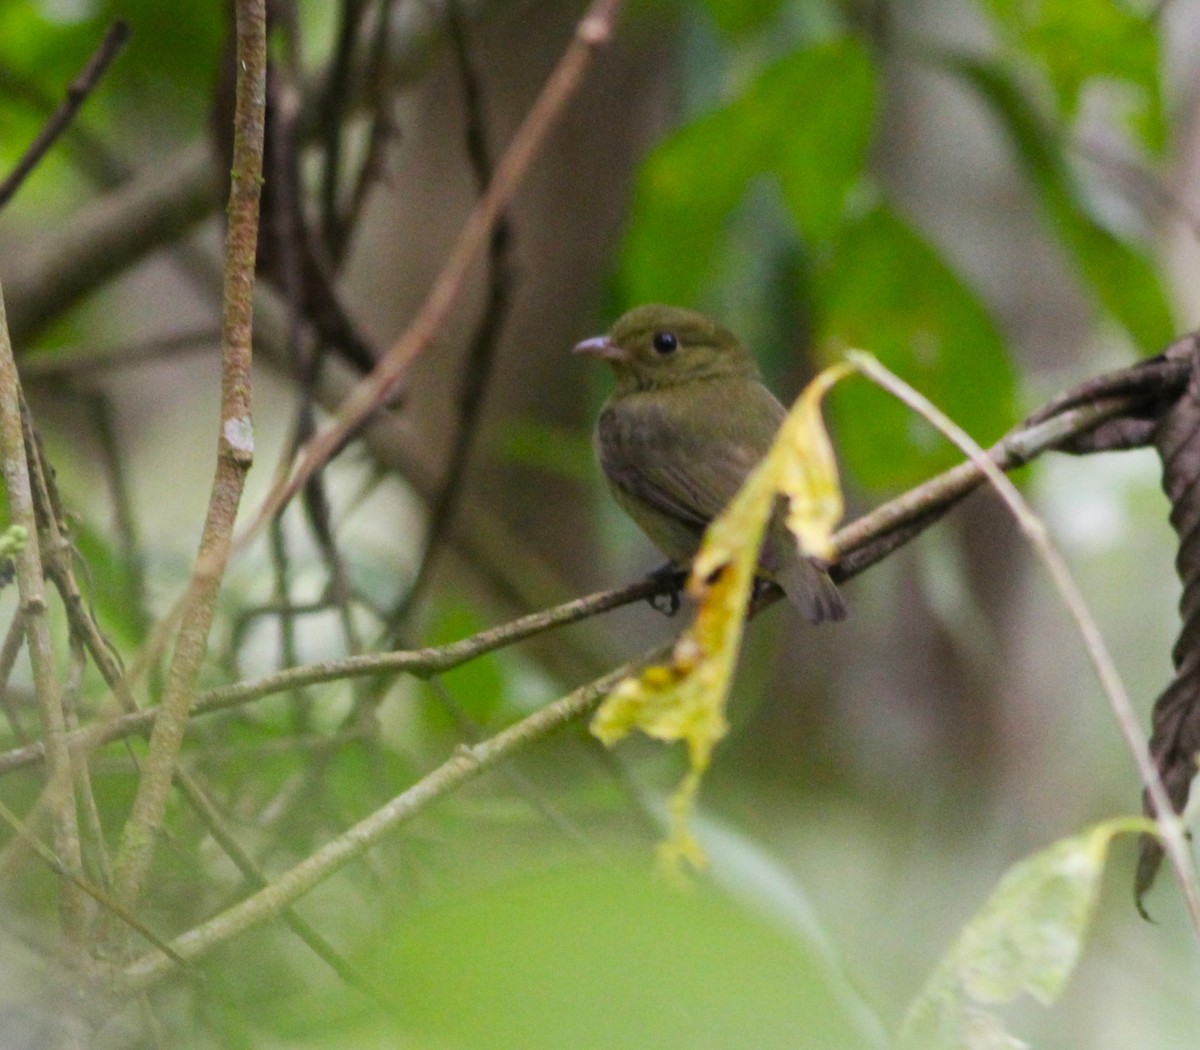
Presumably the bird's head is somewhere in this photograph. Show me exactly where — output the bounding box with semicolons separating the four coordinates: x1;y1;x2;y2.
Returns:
573;304;758;393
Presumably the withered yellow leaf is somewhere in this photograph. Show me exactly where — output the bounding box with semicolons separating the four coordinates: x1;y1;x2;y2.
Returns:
591;363;850;874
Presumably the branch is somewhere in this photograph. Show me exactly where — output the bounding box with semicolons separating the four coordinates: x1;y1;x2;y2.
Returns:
108;0;266;920
0;282;86;944
0;19;130;209
392;3;516;621
0;574;667;777
118;653;652;994
237;0;625;542
4;141;221;346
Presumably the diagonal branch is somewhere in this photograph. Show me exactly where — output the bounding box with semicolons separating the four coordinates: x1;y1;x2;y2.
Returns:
118;655;649;994
0;19;130;209
237;0;626;544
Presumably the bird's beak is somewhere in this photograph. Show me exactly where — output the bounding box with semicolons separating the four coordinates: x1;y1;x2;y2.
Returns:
572;335;626;362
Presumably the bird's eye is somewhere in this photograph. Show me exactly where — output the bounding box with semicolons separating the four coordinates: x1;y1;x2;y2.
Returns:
652;331;678;355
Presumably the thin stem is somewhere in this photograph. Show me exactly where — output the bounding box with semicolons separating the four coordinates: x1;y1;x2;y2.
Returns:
108;0;266;920
238;0;626;543
0;280;88;955
119;654;653;993
0;20;130;209
0;574;665;777
849;351;1200;940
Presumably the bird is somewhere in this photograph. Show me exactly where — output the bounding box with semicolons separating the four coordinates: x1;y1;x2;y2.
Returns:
574;304;845;623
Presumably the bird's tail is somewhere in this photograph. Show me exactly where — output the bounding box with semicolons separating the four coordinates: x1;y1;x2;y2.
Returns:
776;557;846;624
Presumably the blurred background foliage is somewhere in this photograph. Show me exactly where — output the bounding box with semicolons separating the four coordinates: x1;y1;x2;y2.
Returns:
1;0;1198;1046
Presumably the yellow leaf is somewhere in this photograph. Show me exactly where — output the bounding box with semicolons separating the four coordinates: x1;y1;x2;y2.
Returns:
591;364;851;874
777;361;852;560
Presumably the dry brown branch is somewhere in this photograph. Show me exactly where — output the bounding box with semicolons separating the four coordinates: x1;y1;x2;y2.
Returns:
237;0;626;543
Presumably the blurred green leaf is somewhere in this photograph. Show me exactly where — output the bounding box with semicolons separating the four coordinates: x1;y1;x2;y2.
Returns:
817;206;1016;490
949;55;1173;351
621;38;875;304
772;43;874;242
294;862;885;1049
71;519;148;650
701;0;786;37
901;817;1154;1050
981;0;1165;151
423;602;507;727
496;418;595;482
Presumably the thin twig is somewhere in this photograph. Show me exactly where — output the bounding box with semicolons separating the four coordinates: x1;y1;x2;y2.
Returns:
0;795;193;973
0;390;1161;785
0;278;87;947
848;351;1200;939
108;0;266;921
0;19;130;209
237;0;626;544
170;769;400;1012
86;391;151;642
392;3;515;622
0;573;666;777
118;654;652;993
0;59;130;188
319;0;366;248
62;635;114;890
331;0;400;264
0;609;30;741
830;398;1137;569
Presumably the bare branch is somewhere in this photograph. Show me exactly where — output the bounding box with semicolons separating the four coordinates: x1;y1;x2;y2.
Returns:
118;653;651;993
108;0;266;920
392;3;516;622
0;281;87;948
239;0;626;542
0;574;666;777
0;19;130;209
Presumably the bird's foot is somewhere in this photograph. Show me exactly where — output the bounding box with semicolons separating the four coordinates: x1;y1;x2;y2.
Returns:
647;563;685;616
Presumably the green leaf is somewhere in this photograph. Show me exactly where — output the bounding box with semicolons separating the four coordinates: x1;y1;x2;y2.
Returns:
900;817;1156;1050
620;38;876;305
770;43;875;242
495;418;595;482
71;519;150;650
817;206;1017;490
319;863;885;1049
949;55;1173;351
981;0;1165;151
701;0;786;38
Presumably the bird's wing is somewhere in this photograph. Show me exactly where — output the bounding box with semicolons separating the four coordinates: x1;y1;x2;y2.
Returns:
597;379;783;528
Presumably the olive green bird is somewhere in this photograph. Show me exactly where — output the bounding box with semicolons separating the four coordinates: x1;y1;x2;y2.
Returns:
574;304;845;623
